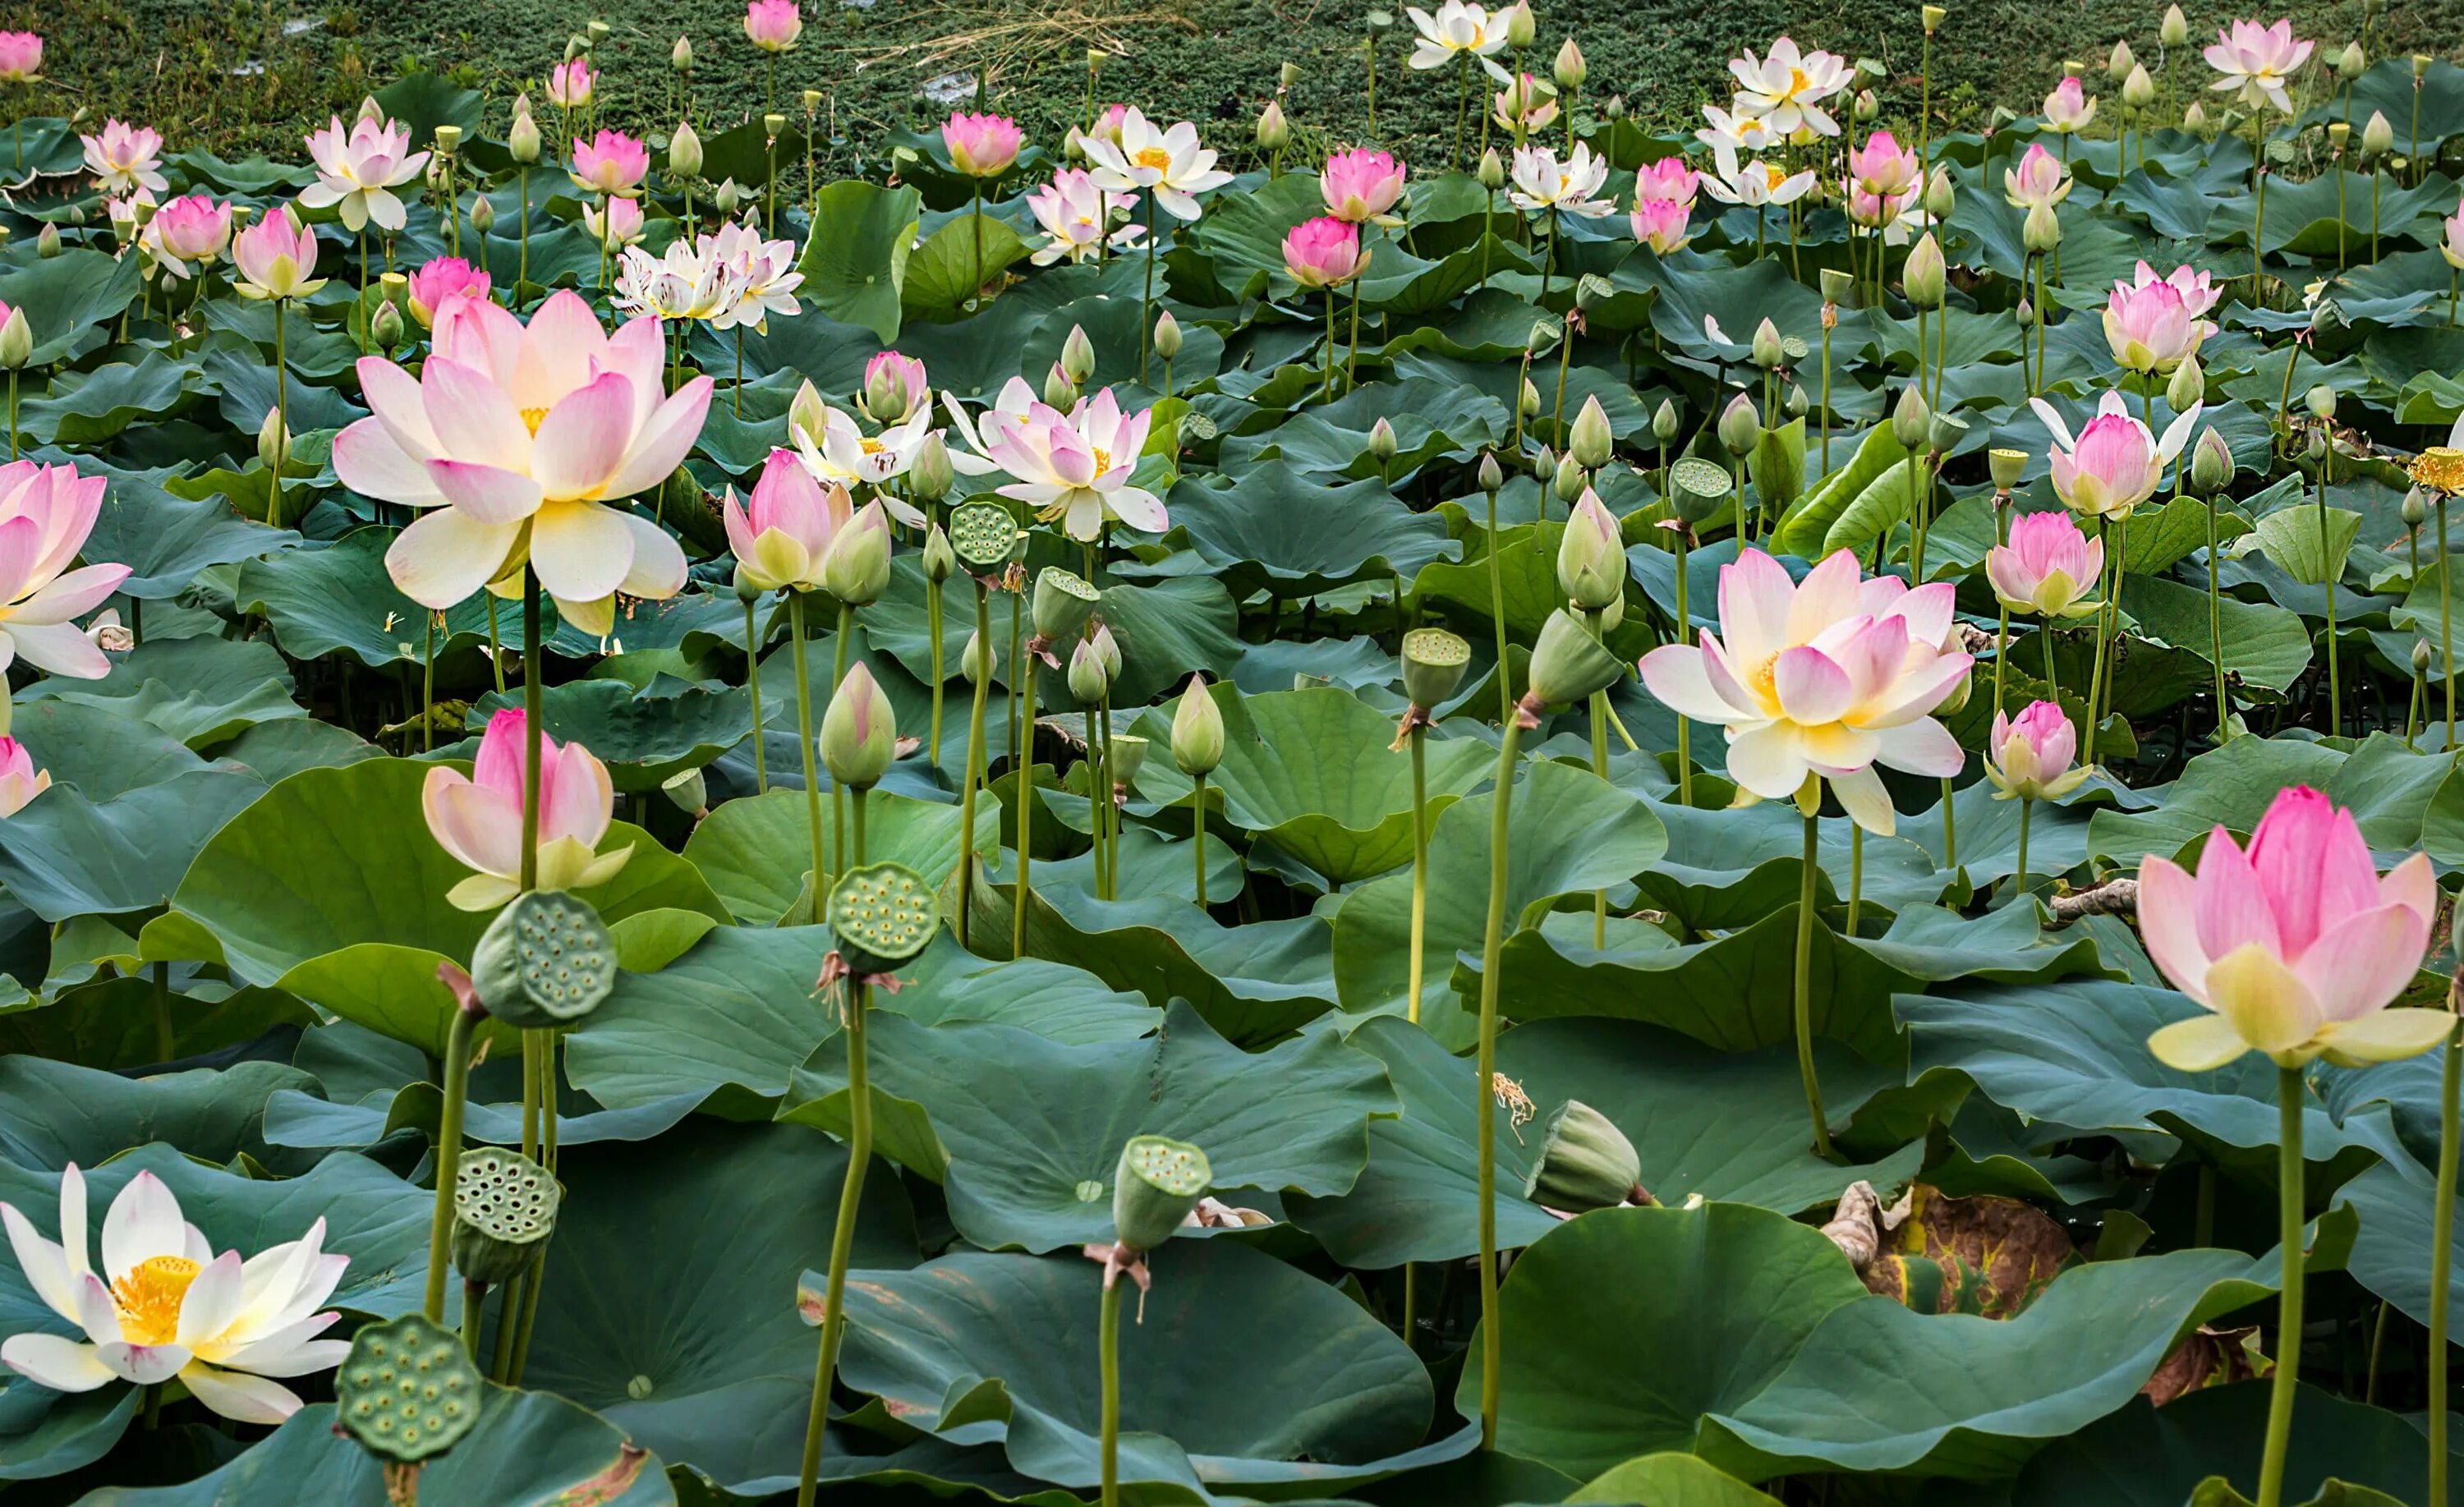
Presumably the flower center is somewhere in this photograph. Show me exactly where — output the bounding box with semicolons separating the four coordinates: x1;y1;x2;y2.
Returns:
521;407;549;435
1784;67;1810;98
2413;448;2464;497
1133;146;1173;172
113;1254;201;1347
1748;654;1781;702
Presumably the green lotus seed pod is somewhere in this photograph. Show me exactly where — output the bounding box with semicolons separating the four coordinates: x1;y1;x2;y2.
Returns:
1557;488;1625;613
1569;395;1614;471
1922;3;1947;32
1521;1100;1642;1212
1524;609;1625;709
1068;637;1110;706
821;661;898;790
1903;232;1946;310
1668;456;1731;525
1818;267;1852;306
451;1146;560;1287
826;861;938;974
2190;427;2235;496
2167;355;2205;415
1927;411;1967;456
821;502;893;607
1060;324;1097;386
1988;448;2028;491
1170;675;1224;776
661;765;708;816
1890;384;1932;449
335;1314;482;1463
1652;397;1681;443
1402;627;1471;710
471;889;618;1029
920;522;957;586
1032;566;1101;641
1108;734;1147;787
1717;393;1759;457
949;501;1020;571
1112;1134;1211;1252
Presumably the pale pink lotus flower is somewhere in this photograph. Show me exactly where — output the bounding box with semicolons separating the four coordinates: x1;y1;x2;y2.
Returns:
2031;391;2201;520
80;121;167;199
790;393;933;513
0;738;50;816
298;114;428;233
1083;104;1131;152
333;289;710;634
231;206;327;301
1637;547;1971;834
583;195;645;250
1850;130;1922;202
1321;149;1407;223
2442;201;2464;271
701;219;803;331
2122;260;2223;319
613;238;742;324
1727;36;1851;140
1284;216;1371;288
744;0;803;52
1492;73;1560;133
406;257;493;329
724;447;852;594
546;57;595;110
2140;785;2449;1071
1698;100;1779;156
1509;143;1616;217
1987;510;2106;619
1984;700;2089;802
2103;278;2209;376
0;462;130;681
138;195;232;281
941;378;1041;476
0;1166;352;1423
568;129;650;197
1700;142;1817;209
2002;143;2073;210
1634;157;1700;207
0;32;40;85
1630;197;1691;255
422;707;632;908
2041;76;2097;133
943;112;1023;177
1404;1;1510;73
1026;169;1145;265
1082;108;1234;220
862;351;930;424
2204;19;2314;114
982;388;1165;541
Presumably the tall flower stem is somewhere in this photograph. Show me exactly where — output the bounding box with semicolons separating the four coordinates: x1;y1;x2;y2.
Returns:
832;606;853;878
2255;1064;2306;1507
269;299;290;526
1097;1274;1127;1507
1192;771;1209;908
1013;660;1041;959
1939;780;1956;871
2318;447;2341;737
1674;526;1692;805
1454;53;1471;170
926;575;946;783
745;595;769;793
2430;1012;2460;1507
1846;825;1862;939
2015;797;2033;901
1405;727;1430;1022
2084;520;2112;768
1486;486;1510;726
517;170;531;296
1473;711;1527;1449
788;594;828;915
793;975;874;1507
2208;494;2227;741
2443;494;2457;747
956;578;993;949
969;181;985;306
1795;810;1832;1157
1138;193;1161;384
422;986;476;1329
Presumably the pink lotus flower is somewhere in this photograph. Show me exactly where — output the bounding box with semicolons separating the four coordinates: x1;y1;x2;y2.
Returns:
744;0;803;52
1984;700;2089;802
2122;260;2222;319
724;447;853;595
1630;197;1691;255
0;462;130;682
1634;157;1700;207
583;195;645;250
2205;18;2313;114
1283;215;1370;289
299;113;428;233
406;257;493;329
546;57;595;110
0;738;49;816
1850;130;1922;201
2443;201;2464;271
2042;76;2097;133
2103;276;2209;375
862;351;929;425
80;120;166;199
943;112;1023;178
1492;72;1559;132
2002;143;2072;210
2140;785;2449;1070
139;195;232;280
1987;510;2105;619
1083;104;1131;152
1321;149;1407;223
333;289;711;632
231;206;326;301
422;708;631;909
568;129;650;197
1637;547;1971;834
981;388;1165;540
0;32;39;85
1026;169;1145;265
2032;391;2200;520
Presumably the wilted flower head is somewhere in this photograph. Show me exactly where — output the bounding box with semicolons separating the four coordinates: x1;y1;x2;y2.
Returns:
300;113;430;232
422;707;632;908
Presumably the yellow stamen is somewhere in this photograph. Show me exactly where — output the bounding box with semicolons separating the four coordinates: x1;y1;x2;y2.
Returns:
2413;448;2464;497
1748;655;1781;702
1133;146;1174;172
1091;447;1113;473
112;1255;201;1347
520;407;550;435
858;437;885;455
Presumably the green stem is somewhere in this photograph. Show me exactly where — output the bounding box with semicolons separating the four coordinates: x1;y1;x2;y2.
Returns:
2255;1064;2306;1507
1138;193;1160;384
2016;797;2032;901
462;1280;486;1358
927;577;945;784
421;1003;476;1327
421;613;434;753
2209;496;2227;741
1940;779;1956;871
793;977;874;1507
1486;487;1511;727
1406;728;1429;1022
2431;1022;2460;1507
1846;823;1862;939
1474;713;1525;1450
746;595;769;793
957;582;991;949
1098;1273;1125;1507
522;573;542;888
1192;771;1208;909
1013;662;1039;958
2444;495;2457;747
788;595;827;917
2084;520;2112;767
1795;811;1831;1157
270;301;289;527
517;170;531;295
1674;526;1691;805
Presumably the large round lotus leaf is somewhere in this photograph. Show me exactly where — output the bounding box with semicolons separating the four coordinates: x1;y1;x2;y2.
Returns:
1212;377;1506;480
232;526;556;669
682;786;995;926
21;636;305;750
1636;797;1947;934
0;770;263;922
832;1239;1432;1490
0;1055;317;1170
5;701;208;800
779;998;1391;1251
2086;733;2390;867
1127;685;1496;885
515;1119;917;1491
1565;1453;1781;1505
0;1383;137;1483
566;922;842;1115
1160;463;1460;599
0;977;313;1074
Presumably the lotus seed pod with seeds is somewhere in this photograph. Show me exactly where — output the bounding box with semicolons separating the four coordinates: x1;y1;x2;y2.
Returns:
336;1314;482;1463
949;502;1020;571
1524;609;1625;709
471;889;618;1029
1032;567;1101;641
1108;734;1148;786
1112;1135;1212;1252
661;766;708;817
1402;627;1471;710
1669;456;1731;525
451;1146;561;1286
1523;1100;1641;1212
1170;675;1224;776
826;862;938;974
822;662;898;790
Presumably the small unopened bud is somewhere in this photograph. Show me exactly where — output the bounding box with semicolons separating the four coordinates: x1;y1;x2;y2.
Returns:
1652;398;1680;443
2364;110;2395;159
821;662;898;789
1854;88;1879;121
0;308;32;370
1069;637;1111;705
1531;448;1558;484
1255;99;1290;150
1368;416;1400;462
259;407;291;473
1891;384;1931;449
1042;363;1079;410
788;379;829;448
1171;674;1225;775
2404;487;2431;529
1717;392;1759;456
2416;639;2435;674
673;34;695;71
1784;383;1809;420
960;630;992;684
1060;324;1096;385
1988;447;2027;491
357;95;385;125
1152;309;1183;360
1502;0;1535;47
921;523;957;585
508;99;541;164
1924;167;1956;221
715;179;743;213
1478;453;1505;494
2306;384;2338;421
1519;377;1542;417
910;433;954;503
670;119;704;177
2167;355;2205;414
2108;39;2135;82
821;503;894;607
1553;454;1588;503
2183;101;2208;133
2338;41;2366;81
1750;317;1785;370
370;298;406;351
469;194;496;233
1904;232;1946;309
1602;94;1625;120
2190;427;2234;496
1478;149;1506;190
1557;488;1625;613
34;223;60;259
2161;3;2188;47
1553;37;1586;91
2023;200;2062;254
2123;62;2154;109
1569;395;1613;469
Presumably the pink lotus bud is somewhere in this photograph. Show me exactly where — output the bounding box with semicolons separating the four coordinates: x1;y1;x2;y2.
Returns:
421;707;631;908
1984;700;2088;801
1282;214;1370;290
1632;156;1699;207
862;351;931;424
546;57;596;110
744;0;804;53
1319;147;1407;223
232;206;325;301
2102;275;2207;376
1630;197;1690;255
0;737;50;818
0;32;40;85
405;256;492;328
2002;143;2072;210
1986;510;2105;619
2042;75;2097;132
724;448;850;594
943;111;1024;177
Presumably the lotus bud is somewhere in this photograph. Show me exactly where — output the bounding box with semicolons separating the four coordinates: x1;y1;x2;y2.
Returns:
1652;397;1680;443
1717;392;1759;456
2417;639;2435;674
2016;296;2036;328
2022;200;2062;254
34;223;60;258
1069;637;1111;705
920;523;957;586
1568;395;1613;470
2160;3;2188;46
2189;427;2234;496
259;407;290;474
734;563;765;604
788;379;829;448
764;112;787;140
2167;354;2205;414
662;767;709;818
2338;41;2365;80
669;119;705;177
1891;384;1931;448
1784;383;1809;420
1924;167;1956;221
1988;447;2027;491
1854;88;1878;122
1502;0;1535;47
1558;488;1625;613
1818;267;1852;306
0;308;30;370
2306;384;2337;422
1256;99;1290;150
1112;1136;1211;1252
1043;363;1079;410
1524;609;1625;709
1060;324;1097;385
469;194;496;233
2183;101;2208;133
1524;1100;1643;1211
2122;62;2154;110
821;503;894;607
2364;110;2394;159
1531;448;1558;484
1749;317;1785;370
1603;94;1625;119
1032;566;1101;641
357;94;385;124
2107;39;2135;82
370;298;406;352
673;34;695;70
1401;627;1471;709
1478;148;1506;190
1554;38;1586;92
1904;232;1946;309
509;98;541;163
715;179;743;213
1520;377;1542;417
1477;452;1505;494
1552;453;1588;503
1171;675;1225;775
2404;487;2430;529
961;630;993;683
821;662;898;790
1368;416;1400;463
1152;308;1182;360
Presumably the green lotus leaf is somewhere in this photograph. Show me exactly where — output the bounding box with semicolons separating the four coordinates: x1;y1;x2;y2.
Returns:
682;786;995;926
21;636;304;750
793;179;922;343
0;1056;316;1170
0;770;262;921
1159;464;1460;600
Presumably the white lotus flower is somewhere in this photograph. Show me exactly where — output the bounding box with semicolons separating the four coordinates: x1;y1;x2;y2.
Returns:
1699;142;1818;208
1082;108;1233;222
1404;1;1512;76
1508;143;1616;218
940;378;1041;479
792;401;936;526
1727;36;1851;140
